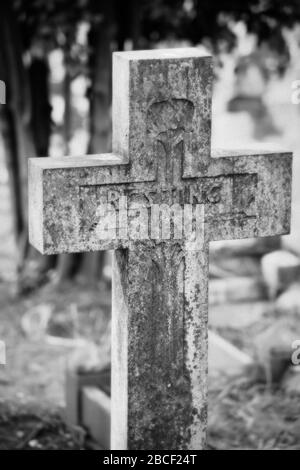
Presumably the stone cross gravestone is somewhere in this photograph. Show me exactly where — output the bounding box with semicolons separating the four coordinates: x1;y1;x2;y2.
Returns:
28;48;292;450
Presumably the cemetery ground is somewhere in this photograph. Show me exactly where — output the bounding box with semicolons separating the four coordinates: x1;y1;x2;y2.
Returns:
1;240;300;449
0;280;111;449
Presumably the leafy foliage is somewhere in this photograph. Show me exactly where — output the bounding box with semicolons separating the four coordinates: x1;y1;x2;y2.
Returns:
11;0;300;54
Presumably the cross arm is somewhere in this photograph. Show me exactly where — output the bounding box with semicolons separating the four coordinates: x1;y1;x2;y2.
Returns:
28;154;134;255
206;148;293;242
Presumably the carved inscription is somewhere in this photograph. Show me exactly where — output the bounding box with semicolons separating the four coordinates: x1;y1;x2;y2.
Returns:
79;173;258;242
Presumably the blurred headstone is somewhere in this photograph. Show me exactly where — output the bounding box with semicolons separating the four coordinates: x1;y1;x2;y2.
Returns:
209;331;253;377
228;54;279;139
82;387;110;449
253;318;300;384
261;250;300;299
210;277;267;305
210;237;281;258
65;362;110;429
276;283;300;316
210;302;269;329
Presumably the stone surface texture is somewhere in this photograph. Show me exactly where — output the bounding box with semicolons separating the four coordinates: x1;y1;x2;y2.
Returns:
28;48;293;450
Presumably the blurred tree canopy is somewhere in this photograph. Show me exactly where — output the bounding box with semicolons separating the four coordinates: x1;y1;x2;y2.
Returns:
0;0;299;288
13;0;300;51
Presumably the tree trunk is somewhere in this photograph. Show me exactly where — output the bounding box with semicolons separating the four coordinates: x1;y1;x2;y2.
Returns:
77;1;115;285
129;0;142;49
54;48;75;284
63;56;72;154
0;3;36;275
88;10;113;154
29;58;52;156
28;57;56;277
116;0;141;50
78;0;141;284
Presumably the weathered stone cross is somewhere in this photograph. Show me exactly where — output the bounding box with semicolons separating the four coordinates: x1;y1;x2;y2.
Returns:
28;49;292;450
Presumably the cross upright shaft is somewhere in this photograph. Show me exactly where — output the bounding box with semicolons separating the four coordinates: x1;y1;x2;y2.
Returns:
28;48;292;450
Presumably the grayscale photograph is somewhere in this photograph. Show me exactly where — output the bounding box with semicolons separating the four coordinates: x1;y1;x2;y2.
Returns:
0;0;299;455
